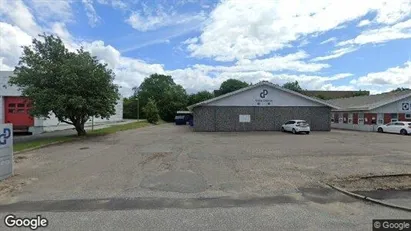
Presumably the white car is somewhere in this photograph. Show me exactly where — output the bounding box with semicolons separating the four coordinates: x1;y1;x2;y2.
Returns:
377;121;411;135
281;120;311;134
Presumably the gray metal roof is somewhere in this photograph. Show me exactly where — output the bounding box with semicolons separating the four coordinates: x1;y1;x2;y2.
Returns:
326;90;411;111
188;81;340;110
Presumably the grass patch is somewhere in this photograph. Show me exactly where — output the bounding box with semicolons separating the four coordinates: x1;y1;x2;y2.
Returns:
14;136;78;152
88;121;151;135
14;120;151;152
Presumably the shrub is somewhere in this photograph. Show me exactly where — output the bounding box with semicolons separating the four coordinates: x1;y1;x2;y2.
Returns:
143;98;160;124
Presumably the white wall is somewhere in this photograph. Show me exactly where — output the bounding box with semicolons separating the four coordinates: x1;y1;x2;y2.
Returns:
0;71;20;96
208;85;323;107
331;123;379;132
40;96;124;132
371;96;411;114
0;97;4;124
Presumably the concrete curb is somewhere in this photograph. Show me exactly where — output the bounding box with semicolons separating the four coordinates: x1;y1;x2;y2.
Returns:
14;140;75;155
326;183;411;212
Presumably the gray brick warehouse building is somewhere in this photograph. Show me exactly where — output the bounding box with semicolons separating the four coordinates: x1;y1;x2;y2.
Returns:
188;81;339;132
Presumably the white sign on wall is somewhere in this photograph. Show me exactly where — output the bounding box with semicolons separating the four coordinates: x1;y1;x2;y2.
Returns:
400;102;411;111
239;115;251;123
0;124;13;180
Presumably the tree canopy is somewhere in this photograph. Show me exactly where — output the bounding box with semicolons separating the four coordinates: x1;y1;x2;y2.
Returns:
391;87;411;92
137;74;188;122
9;34;119;136
282;81;304;93
188;90;214;106
352;90;370;97
214;79;249;96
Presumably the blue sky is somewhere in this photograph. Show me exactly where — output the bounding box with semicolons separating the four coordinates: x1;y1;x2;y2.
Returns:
0;0;410;96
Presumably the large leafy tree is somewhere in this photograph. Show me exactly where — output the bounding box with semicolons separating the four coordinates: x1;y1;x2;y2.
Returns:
137;74;187;122
9;34;119;136
123;96;139;119
188;90;214;106
282;81;304;93
214;79;249;96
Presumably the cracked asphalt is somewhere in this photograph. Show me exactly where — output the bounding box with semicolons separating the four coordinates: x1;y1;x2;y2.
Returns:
0;124;410;230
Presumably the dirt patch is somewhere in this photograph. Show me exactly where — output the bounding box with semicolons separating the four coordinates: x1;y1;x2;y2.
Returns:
139;152;172;166
328;174;411;191
14;156;28;163
0;177;38;202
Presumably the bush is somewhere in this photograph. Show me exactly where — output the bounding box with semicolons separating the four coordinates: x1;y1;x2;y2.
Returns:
143;98;160;124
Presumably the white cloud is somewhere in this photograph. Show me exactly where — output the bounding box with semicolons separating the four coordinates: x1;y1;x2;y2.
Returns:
81;41;121;69
311;46;359;61
320;37;337;45
187;0;411;62
28;0;73;23
82;0;101;27
357;19;371;27
0;22;32;70
338;19;411;46
126;9;206;32
97;0;127;10
351;61;411;87
0;0;41;36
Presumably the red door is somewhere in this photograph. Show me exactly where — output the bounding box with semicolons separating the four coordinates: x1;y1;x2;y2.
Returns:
4;97;34;131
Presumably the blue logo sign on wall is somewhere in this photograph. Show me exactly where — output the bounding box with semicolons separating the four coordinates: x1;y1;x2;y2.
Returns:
0;128;11;145
260;89;268;98
402;102;410;111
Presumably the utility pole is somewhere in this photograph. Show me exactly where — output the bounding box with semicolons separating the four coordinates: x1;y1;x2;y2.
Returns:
137;98;139;120
91;116;94;131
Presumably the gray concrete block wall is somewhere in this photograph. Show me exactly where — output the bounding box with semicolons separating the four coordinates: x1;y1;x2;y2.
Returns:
193;106;216;131
193;106;331;132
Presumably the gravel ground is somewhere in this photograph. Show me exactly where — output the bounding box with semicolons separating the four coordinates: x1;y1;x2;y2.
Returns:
0;124;410;230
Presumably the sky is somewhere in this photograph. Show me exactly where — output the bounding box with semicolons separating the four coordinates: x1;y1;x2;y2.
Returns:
0;0;411;97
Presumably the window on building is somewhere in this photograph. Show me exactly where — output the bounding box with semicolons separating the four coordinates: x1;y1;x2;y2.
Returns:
348;113;353;124
358;113;364;124
406;114;411;119
391;113;398;122
331;113;335;123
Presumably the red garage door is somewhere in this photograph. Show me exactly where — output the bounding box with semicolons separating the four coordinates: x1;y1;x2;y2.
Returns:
4;97;34;131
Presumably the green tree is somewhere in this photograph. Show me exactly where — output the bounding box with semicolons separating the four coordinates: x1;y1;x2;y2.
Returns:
143;98;159;124
158;85;188;122
188;90;214;106
214;79;249;96
282;81;303;93
137;74;188;122
391;87;411;92
352;90;370;97
315;94;330;100
9;34;119;136
123;96;139;119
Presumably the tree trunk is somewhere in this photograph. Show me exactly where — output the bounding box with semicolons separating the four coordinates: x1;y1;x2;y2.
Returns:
75;123;87;136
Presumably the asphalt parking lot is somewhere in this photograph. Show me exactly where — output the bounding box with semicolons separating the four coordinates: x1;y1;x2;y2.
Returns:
0;124;410;230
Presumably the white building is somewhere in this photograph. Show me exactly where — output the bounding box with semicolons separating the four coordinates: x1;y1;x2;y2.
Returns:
327;90;411;132
0;71;123;134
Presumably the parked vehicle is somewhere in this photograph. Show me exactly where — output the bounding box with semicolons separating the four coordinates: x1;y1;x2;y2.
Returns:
281;120;310;134
377;121;411;135
175;115;187;125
